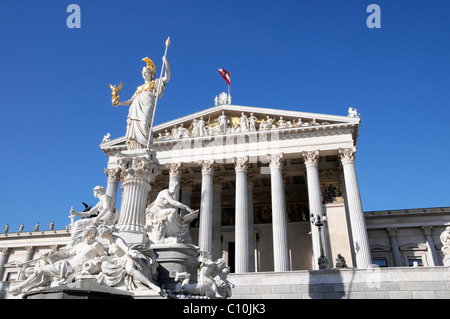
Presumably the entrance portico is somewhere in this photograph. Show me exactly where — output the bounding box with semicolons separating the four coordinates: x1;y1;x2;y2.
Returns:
101;103;370;271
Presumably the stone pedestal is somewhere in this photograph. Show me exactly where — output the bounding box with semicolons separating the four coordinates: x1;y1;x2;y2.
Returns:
444;257;450;267
23;277;134;299
116;149;161;245
152;243;200;291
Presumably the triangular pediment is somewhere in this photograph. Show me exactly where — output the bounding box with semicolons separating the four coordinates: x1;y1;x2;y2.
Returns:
100;104;360;154
152;104;360;140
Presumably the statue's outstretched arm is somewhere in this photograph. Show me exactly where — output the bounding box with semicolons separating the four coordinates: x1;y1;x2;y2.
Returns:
162;56;171;84
164;192;193;212
113;99;132;107
70;204;99;218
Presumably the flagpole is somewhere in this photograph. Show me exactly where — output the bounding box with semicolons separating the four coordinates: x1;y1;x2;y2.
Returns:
147;36;170;150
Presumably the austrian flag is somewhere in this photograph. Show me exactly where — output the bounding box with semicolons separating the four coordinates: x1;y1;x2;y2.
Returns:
218;68;230;86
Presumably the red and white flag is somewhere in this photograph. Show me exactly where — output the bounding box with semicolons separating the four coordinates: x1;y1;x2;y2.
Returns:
218;68;230;86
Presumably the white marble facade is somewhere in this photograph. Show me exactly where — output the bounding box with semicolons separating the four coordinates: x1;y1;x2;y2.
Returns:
100;103;368;271
1;102;449;291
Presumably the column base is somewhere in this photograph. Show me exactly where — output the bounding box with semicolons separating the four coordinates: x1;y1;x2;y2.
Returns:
115;230;149;246
443;257;450;267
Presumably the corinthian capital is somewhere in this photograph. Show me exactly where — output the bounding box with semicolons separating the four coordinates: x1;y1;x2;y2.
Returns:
166;162;183;177
234;156;249;172
199;159;216;174
339;147;357;164
302;150;320;166
267;153;284;169
104;167;121;183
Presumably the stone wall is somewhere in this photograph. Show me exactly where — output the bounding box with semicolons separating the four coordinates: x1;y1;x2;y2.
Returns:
228;267;450;299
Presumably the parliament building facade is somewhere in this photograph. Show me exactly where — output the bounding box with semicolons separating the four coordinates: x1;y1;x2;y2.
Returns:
1;100;449;298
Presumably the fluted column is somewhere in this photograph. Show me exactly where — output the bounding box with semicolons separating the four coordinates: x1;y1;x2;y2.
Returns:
234;156;249;273
387;227;403;267
0;248;9;281
18;246;35;280
178;179;195;245
116;150;161;234
247;174;256;272
180;179;195;217
267;153;290;272
212;176;225;260
104;167;121;206
303;150;329;270
422;226;440;266
339;147;372;269
198;160;216;254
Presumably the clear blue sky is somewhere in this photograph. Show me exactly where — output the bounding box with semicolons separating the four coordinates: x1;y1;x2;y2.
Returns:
0;0;449;232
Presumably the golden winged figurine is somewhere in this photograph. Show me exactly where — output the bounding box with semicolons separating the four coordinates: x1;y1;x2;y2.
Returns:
109;81;123;106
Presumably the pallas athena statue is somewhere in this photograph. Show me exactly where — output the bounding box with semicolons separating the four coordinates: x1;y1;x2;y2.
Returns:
111;56;171;150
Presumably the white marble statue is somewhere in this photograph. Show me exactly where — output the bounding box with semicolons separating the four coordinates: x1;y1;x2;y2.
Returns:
239;112;249;132
67;186;118;248
177;124;191;139
113;56;171;150
348;107;360;118
440;227;450;266
218;92;228;105
198;117;208;137
278;116;287;128
191;119;200;137
96;224;161;294
171;125;179;139
216;111;230;134
9;226;105;294
260;115;276;130
145;180;198;244
173;252;233;299
102;133;111;143
248;113;257;131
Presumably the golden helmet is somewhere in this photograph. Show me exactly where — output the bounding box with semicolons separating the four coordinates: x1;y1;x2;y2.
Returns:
142;57;156;73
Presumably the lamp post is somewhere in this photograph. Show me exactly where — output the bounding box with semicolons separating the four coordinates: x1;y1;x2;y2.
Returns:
310;213;329;270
